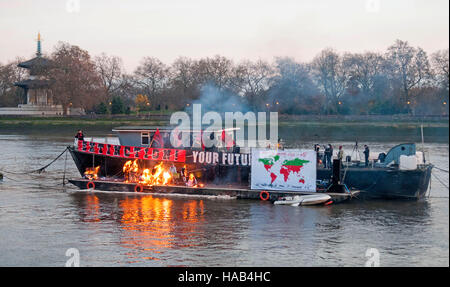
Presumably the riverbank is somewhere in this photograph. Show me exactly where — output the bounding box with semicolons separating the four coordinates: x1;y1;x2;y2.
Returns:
0;114;448;142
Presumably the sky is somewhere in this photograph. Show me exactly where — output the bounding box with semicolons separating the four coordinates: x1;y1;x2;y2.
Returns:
0;0;448;72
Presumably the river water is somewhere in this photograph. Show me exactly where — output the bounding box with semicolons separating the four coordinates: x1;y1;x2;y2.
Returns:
0;133;448;266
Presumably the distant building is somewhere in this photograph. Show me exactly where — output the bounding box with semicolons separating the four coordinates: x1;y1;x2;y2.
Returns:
0;33;84;116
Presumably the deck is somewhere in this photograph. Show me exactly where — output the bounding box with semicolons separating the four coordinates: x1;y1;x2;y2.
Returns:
68;178;360;203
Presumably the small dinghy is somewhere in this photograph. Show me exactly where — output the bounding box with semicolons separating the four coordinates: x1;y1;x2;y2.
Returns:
273;194;332;206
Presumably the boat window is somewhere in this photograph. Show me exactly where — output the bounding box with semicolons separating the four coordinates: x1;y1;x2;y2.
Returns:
141;132;150;145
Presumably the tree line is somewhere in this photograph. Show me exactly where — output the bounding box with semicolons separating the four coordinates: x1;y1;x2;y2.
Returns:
0;40;448;115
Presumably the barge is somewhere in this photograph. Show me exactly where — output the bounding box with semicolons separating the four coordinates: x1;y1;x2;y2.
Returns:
68;126;432;201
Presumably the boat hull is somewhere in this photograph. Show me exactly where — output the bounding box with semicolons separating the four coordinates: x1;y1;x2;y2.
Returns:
274;194;332;206
68;147;432;200
317;165;433;200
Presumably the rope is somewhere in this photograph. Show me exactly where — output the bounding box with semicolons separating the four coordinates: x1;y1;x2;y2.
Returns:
0;147;68;175
431;172;449;190
31;147;69;174
63;149;68;186
434;166;449;173
342;162;349;183
427;172;432;198
0;172;68;189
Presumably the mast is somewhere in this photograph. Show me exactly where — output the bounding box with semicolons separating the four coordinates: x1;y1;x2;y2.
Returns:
421;124;425;163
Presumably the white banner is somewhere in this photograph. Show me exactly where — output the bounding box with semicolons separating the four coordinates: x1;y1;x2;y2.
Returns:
251;149;316;192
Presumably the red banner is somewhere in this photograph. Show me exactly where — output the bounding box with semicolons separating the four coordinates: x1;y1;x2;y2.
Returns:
77;140;186;163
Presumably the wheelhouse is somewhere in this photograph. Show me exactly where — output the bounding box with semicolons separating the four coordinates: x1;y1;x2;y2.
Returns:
112;126;239;150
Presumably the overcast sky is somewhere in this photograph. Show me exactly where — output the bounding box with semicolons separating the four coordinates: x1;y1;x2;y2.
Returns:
0;0;448;72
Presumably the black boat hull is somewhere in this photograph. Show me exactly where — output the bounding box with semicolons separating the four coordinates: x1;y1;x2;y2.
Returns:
68;147;432;200
317;166;432;199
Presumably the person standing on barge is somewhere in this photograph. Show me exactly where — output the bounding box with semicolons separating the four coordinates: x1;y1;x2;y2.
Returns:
74;130;85;146
337;146;344;160
363;145;370;167
75;130;84;141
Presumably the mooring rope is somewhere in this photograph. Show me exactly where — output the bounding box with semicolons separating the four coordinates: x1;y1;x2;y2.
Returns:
0;147;69;175
431;172;449;190
433;166;449;173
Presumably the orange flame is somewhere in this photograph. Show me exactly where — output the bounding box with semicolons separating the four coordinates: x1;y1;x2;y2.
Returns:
122;160;172;186
123;159;139;182
84;166;100;180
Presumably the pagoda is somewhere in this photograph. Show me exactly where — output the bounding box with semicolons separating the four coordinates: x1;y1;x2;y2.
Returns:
0;33;83;115
14;33;57;108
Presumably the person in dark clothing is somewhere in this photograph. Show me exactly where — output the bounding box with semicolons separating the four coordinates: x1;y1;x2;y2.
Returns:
363;145;370;167
314;144;321;165
327;144;334;169
324;144;333;168
75;130;84;141
324;145;331;169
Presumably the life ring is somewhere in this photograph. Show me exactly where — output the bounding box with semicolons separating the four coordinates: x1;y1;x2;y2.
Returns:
260;191;270;201
134;184;144;193
86;181;95;190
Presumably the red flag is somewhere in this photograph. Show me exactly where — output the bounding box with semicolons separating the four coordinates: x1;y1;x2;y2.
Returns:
201;130;205;150
152;128;164;148
221;130;226;143
222;130;234;151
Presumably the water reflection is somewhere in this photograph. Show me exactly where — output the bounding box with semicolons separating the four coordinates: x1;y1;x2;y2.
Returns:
119;196;176;251
73;193;209;261
83;194;101;222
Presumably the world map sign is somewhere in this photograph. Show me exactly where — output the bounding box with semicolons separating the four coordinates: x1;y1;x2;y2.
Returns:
251;149;317;192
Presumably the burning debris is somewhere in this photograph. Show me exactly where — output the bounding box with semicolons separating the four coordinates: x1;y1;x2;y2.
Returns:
122;160;174;186
84;166;100;180
139;162;172;185
186;173;198;187
82;160;204;189
123;159;139;182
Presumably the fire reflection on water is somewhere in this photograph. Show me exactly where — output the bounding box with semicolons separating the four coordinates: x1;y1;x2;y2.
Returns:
76;194;206;261
83;194;101;222
119;196;205;258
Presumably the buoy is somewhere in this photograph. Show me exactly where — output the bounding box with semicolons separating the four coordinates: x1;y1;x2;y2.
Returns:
324;200;333;206
86;181;95;190
134;184;144;193
260;191;270;201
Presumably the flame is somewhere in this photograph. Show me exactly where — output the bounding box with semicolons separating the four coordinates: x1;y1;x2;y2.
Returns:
186;173;198;188
84;166;100;180
123;159;139;182
122;160;172;186
163;171;171;185
123;159;138;173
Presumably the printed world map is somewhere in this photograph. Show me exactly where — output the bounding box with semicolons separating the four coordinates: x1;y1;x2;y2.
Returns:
251;149;317;192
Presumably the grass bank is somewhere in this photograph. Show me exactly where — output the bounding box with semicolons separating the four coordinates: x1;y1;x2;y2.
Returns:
0;114;448;142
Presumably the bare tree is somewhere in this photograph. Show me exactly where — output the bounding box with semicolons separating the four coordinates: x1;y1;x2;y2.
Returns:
169;57;200;107
0;58;27;106
134;57;169;110
232;59;274;109
312;48;348;113
386;40;431;112
431;49;449;90
49;42;102;114
195;55;234;91
268;57;321;113
343;52;386;98
94;53;124;102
